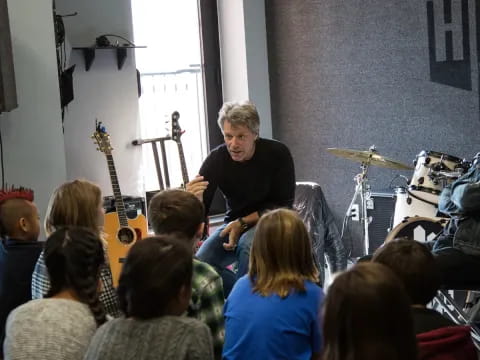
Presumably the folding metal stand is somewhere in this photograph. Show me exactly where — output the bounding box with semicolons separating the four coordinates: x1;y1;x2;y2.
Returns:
132;136;171;190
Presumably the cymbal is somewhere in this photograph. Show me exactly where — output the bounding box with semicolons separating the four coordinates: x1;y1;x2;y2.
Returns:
327;148;414;170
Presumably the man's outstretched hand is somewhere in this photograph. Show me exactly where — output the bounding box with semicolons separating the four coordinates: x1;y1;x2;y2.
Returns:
186;175;209;202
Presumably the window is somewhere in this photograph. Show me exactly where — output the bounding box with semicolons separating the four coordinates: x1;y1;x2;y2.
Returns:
132;0;208;190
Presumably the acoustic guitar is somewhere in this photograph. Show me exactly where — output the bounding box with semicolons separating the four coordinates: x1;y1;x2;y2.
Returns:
92;121;148;287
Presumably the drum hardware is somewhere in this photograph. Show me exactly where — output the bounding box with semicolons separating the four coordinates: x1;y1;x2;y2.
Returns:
328;145;412;255
409;150;465;205
385;217;445;243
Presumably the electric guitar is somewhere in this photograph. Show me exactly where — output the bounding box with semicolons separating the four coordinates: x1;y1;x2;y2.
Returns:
171;111;189;186
92;121;148;287
171;112;209;245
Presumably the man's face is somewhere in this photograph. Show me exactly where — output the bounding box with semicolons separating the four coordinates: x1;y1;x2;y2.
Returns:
223;121;257;162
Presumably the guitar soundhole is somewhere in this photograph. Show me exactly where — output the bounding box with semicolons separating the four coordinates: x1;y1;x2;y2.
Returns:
117;227;135;245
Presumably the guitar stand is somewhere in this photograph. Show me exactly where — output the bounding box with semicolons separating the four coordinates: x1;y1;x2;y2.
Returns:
132;136;172;190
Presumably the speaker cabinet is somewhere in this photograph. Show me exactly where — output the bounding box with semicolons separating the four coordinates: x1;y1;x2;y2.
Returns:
348;191;395;257
0;0;18;112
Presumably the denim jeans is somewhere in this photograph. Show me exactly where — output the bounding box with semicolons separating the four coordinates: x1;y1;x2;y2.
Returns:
196;223;256;297
433;247;480;288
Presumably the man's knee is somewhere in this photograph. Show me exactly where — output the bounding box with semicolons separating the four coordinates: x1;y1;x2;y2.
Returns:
237;229;255;252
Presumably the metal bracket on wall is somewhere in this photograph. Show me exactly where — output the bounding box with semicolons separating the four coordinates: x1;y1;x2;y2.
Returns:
72;46;146;71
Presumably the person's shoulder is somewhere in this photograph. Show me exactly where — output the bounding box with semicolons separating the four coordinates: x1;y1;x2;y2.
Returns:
9;299;42;316
192;259;222;289
164;315;210;332
193;258;221;278
208;143;228;157
201;144;228;169
229;275;252;294
258;138;291;154
303;281;325;299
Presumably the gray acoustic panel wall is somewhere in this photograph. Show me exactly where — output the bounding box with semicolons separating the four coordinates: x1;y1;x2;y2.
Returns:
266;0;480;256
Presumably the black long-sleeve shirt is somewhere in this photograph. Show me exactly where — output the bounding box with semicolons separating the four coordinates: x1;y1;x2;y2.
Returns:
0;238;43;356
199;138;295;222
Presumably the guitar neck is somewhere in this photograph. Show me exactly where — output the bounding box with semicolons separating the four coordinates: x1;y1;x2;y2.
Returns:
106;154;129;227
176;142;189;186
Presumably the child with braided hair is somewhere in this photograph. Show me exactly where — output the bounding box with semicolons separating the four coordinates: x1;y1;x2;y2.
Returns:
0;186;42;358
3;226;106;360
31;179;120;317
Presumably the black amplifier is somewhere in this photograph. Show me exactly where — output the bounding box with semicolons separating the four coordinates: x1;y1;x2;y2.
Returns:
103;195;146;219
348;191;396;257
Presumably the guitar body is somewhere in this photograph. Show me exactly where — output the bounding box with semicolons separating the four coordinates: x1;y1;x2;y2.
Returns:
104;212;148;287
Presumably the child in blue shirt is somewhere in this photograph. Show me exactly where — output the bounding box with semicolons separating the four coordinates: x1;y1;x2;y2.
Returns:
223;208;324;360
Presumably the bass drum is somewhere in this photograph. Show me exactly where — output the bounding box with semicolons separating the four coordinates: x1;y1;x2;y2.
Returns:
385;217;445;244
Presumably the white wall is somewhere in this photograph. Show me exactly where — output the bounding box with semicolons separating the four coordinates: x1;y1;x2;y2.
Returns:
1;0;67;238
56;0;143;198
217;0;272;138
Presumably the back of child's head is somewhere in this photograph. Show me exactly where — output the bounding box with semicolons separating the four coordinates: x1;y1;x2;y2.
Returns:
44;226;106;325
45;179;102;236
117;235;193;319
147;189;204;240
372;238;440;305
0;186;38;240
249;208;318;297
322;262;417;360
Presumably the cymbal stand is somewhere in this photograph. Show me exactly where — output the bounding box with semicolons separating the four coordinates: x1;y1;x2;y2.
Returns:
344;161;372;256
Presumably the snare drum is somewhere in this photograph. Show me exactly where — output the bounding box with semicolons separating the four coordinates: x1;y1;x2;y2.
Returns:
410;151;464;204
392;187;441;227
385;217;445;243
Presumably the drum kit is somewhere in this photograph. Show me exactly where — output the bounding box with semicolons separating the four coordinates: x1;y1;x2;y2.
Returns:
327;146;471;255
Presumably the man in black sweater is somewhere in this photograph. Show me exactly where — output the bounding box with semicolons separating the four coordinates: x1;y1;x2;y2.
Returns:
187;101;295;296
0;186;42;357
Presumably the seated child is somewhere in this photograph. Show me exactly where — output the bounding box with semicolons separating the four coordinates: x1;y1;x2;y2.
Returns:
373;239;477;360
223;208;324;360
31;179;120;317
0;186;42;358
322;262;418;360
4;227;106;360
84;235;214;360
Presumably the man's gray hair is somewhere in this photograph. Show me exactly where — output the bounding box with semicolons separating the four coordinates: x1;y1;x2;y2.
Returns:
217;101;260;135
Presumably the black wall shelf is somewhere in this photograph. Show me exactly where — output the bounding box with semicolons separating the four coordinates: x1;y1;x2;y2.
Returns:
72;46;146;71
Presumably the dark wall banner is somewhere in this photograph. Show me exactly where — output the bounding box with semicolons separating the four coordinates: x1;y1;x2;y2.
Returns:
266;0;480;256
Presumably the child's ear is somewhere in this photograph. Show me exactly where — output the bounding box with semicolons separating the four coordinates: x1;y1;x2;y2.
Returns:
195;223;205;240
19;217;28;232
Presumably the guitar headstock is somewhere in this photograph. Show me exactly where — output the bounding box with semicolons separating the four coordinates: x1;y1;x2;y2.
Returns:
171;111;184;144
92;120;113;155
